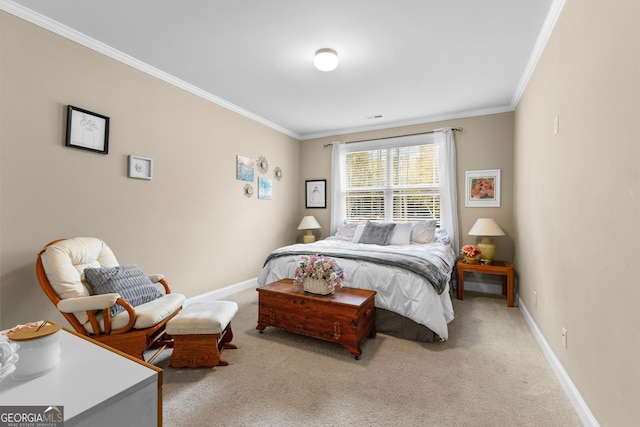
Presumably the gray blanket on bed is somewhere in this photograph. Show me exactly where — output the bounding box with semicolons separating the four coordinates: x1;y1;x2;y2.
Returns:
263;242;451;295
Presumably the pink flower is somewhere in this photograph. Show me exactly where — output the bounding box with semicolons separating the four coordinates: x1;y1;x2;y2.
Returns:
293;255;345;288
461;245;481;257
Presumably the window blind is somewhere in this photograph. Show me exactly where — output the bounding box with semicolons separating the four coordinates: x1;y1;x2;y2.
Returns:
345;143;440;224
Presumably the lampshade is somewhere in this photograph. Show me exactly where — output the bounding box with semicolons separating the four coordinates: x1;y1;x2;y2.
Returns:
468;218;504;264
298;216;321;244
314;48;339;72
468;218;505;237
298;216;321;230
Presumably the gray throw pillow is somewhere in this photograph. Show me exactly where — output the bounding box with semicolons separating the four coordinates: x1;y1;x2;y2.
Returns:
358;222;397;245
84;265;163;317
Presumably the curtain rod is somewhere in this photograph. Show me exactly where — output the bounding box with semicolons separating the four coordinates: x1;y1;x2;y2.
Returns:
322;127;463;148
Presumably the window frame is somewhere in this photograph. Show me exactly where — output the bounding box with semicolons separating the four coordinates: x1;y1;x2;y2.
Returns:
341;134;440;224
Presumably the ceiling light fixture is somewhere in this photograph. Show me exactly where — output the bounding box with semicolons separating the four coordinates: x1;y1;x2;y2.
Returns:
314;48;339;72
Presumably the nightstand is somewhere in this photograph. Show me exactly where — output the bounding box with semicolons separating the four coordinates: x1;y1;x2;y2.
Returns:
456;259;515;307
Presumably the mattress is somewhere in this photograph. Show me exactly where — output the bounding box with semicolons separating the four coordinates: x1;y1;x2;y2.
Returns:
257;238;457;340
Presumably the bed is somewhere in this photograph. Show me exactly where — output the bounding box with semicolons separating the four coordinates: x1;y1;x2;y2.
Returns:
257;221;457;341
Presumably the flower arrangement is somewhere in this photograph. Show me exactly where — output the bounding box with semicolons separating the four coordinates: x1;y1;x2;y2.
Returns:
293;255;345;291
461;245;481;258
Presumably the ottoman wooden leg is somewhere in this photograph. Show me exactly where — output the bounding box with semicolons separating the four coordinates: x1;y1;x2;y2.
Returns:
170;323;237;368
170;334;221;368
215;324;238;366
221;324;238;350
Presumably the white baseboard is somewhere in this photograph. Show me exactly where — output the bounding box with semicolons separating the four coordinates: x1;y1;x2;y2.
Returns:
518;297;599;427
184;278;257;306
188;278;598;426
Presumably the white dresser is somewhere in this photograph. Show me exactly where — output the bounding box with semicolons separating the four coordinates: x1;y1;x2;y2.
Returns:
0;328;162;426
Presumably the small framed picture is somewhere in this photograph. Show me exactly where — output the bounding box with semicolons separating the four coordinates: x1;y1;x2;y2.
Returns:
236;155;254;182
465;169;501;207
65;105;110;154
128;155;153;180
258;177;272;200
305;179;326;208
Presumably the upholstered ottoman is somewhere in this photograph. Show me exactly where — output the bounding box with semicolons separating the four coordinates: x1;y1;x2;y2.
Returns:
166;300;238;368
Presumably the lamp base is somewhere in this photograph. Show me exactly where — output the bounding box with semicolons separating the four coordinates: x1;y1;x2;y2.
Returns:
303;230;316;244
477;239;496;264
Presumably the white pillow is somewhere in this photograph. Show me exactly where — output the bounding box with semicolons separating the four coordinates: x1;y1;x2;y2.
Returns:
388;222;413;245
351;224;366;243
411;220;437;244
334;223;358;239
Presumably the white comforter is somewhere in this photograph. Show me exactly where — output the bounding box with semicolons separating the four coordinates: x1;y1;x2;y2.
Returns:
257;238;457;340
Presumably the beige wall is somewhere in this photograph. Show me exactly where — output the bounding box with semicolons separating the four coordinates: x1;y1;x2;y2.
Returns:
4;2;637;423
514;0;640;424
0;12;301;328
301;112;515;262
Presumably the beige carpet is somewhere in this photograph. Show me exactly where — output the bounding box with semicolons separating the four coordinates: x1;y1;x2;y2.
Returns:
155;288;581;426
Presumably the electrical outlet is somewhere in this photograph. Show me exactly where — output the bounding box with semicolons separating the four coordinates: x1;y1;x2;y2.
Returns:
533;291;537;307
562;328;567;348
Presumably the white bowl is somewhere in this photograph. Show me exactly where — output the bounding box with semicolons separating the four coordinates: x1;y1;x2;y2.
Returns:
11;329;61;380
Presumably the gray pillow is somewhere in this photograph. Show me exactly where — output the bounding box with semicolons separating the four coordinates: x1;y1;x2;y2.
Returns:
84;265;163;317
358;222;397;245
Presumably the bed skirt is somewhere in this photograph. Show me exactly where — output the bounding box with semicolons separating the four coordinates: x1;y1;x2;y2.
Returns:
375;308;435;343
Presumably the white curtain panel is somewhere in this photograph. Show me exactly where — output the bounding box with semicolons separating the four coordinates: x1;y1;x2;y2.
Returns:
330;141;346;234
435;128;460;252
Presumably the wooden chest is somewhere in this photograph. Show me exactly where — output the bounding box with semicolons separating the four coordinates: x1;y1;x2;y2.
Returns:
256;279;376;359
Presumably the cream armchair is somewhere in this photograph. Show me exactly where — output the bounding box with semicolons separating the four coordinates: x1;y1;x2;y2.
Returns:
36;237;185;361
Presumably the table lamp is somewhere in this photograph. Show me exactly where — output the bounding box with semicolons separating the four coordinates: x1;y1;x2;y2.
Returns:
298;216;321;243
468;218;505;264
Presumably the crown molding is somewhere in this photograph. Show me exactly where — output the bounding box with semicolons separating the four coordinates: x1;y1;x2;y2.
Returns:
511;0;567;109
0;0;301;140
2;0;564;142
299;104;514;140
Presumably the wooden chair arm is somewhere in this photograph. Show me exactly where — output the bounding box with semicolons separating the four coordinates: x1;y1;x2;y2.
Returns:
148;274;171;294
109;298;137;334
87;298;137;336
147;274;164;283
158;278;171;294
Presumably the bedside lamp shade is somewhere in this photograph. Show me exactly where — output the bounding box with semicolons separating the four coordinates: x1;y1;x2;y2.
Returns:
468;218;504;263
298;216;321;244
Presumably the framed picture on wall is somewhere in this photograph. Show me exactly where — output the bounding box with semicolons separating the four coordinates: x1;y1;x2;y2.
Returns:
128;155;153;180
65;105;110;154
465;169;501;207
305;179;326;208
258;177;272;200
236;155;254;182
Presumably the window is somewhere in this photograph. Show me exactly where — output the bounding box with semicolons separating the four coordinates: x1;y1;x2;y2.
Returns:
344;142;440;224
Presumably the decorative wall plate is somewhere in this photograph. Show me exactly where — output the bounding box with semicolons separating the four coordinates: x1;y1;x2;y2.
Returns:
243;183;254;198
274;166;283;181
257;155;269;174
